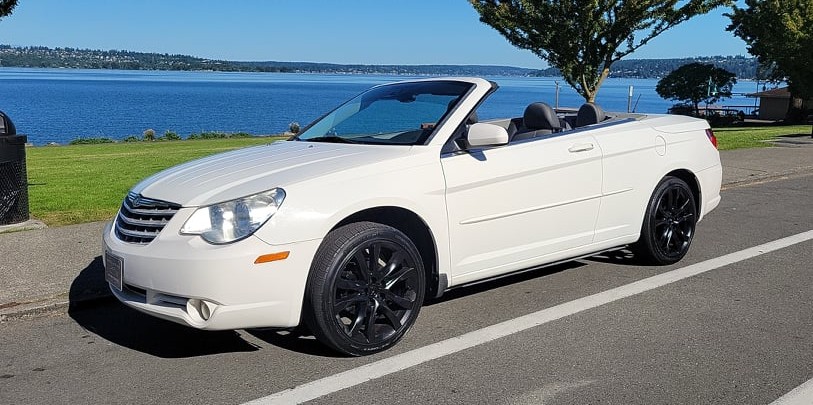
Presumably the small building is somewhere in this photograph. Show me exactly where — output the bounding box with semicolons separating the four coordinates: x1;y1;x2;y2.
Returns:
747;87;791;120
747;86;812;121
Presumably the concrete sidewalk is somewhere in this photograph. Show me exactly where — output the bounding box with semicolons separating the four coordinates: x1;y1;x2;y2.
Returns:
1;144;811;321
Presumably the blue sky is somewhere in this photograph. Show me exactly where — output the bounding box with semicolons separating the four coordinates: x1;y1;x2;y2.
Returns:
0;0;748;68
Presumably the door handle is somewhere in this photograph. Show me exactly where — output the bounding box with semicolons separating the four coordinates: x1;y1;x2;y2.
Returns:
568;143;594;153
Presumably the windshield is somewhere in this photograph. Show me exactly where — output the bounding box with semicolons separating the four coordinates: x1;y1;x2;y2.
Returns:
295;81;473;145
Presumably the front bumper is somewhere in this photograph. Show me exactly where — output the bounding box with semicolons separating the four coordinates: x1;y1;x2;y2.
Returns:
102;219;322;330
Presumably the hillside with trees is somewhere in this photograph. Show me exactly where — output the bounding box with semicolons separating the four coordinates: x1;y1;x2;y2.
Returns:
0;45;292;72
534;55;757;79
0;44;760;79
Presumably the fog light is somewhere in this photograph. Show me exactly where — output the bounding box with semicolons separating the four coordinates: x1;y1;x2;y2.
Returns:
200;300;215;320
187;298;217;321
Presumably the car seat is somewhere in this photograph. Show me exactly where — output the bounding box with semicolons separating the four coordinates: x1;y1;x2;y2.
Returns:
575;103;606;127
511;102;561;141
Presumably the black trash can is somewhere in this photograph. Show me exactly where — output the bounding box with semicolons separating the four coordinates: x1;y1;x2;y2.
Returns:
0;110;29;225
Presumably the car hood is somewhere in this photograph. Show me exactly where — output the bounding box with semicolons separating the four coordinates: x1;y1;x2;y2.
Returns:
131;141;414;206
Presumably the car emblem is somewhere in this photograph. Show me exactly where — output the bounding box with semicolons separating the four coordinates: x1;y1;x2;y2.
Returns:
130;194;156;208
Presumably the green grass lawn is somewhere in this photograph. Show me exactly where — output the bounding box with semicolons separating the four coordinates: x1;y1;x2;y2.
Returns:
19;125;811;226
713;125;811;150
25;137;285;226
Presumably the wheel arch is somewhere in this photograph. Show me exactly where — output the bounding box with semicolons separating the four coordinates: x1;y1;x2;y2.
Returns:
332;206;442;299
664;169;701;214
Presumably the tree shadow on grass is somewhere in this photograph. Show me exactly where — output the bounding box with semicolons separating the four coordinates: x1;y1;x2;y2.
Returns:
774;133;813;144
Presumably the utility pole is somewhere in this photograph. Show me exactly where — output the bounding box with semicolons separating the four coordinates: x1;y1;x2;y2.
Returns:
554;81;560;109
627;85;633;113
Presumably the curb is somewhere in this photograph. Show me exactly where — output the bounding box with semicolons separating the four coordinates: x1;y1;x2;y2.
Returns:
0;219;47;234
0;293;114;323
722;168;813;190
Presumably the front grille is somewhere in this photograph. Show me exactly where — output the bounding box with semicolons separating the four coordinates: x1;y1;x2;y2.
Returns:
114;192;180;244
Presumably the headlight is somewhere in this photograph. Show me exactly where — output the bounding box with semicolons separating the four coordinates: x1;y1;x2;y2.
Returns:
180;188;285;244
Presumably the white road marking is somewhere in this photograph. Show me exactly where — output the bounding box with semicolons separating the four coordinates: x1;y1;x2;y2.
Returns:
770;377;813;405
244;230;813;405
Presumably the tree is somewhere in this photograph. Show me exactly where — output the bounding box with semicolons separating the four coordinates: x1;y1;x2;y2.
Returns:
728;0;813;131
0;0;18;20
470;0;731;103
656;63;737;115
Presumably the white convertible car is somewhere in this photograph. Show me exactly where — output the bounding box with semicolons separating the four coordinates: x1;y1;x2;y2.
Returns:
103;77;721;356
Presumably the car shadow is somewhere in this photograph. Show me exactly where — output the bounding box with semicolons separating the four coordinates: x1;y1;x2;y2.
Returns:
427;260;585;305
68;257;259;358
245;260;594;355
242;328;343;358
67;249;642;358
583;248;642;265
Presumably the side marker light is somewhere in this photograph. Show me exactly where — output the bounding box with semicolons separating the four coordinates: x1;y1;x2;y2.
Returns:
254;251;290;264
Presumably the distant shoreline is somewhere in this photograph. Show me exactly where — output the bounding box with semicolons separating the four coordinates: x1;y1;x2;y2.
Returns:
0;44;760;79
0;66;766;82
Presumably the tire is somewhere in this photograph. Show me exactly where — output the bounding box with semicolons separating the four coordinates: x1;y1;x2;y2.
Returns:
632;176;697;265
304;222;425;356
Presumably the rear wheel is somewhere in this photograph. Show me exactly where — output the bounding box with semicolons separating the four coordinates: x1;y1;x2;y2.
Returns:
632;176;697;265
305;222;425;356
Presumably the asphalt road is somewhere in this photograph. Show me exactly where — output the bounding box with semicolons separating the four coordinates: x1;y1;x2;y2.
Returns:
1;173;812;405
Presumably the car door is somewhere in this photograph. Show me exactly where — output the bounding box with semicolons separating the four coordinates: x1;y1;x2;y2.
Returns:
441;132;603;285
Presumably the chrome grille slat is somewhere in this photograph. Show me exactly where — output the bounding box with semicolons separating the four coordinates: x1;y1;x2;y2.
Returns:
114;193;180;244
123;206;177;216
116;227;161;238
116;214;170;227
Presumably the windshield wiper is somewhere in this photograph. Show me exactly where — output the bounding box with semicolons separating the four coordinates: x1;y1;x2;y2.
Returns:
302;135;359;144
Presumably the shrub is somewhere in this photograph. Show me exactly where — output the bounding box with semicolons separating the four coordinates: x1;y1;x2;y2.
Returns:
123;135;141;143
230;132;254;138
188;131;221;140
667;103;695;116
162;130;181;141
289;121;301;134
187;131;255;140
143;128;156;141
69;137;115;145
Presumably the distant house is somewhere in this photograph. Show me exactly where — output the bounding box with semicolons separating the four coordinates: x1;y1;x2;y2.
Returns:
747;86;812;120
747;87;791;120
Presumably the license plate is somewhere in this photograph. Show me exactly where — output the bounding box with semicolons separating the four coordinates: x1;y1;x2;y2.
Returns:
105;251;124;291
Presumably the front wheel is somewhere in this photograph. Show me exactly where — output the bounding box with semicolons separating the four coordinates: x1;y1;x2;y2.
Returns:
632;176;697;265
304;222;425;356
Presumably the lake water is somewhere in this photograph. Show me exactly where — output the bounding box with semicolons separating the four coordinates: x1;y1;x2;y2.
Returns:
0;68;761;145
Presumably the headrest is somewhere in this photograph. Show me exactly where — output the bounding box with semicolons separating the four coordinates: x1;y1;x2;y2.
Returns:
523;102;560;131
575;103;606;127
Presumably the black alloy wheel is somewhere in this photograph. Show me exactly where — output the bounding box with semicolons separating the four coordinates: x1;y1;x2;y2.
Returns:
633;176;697;265
305;222;425;356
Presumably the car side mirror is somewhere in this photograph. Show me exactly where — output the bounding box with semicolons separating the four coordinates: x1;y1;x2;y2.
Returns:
466;123;509;148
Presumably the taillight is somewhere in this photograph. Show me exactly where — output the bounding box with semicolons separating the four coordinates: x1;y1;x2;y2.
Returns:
705;128;718;149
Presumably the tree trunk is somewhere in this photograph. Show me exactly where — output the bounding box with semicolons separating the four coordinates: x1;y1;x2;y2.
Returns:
578;75;593;103
585;67;611;104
